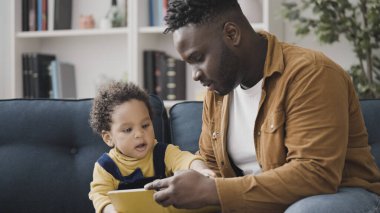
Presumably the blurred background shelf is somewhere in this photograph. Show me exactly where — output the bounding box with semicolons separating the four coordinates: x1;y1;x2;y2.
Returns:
10;0;283;100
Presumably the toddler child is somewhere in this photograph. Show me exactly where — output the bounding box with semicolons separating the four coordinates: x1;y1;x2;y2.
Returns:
88;81;215;213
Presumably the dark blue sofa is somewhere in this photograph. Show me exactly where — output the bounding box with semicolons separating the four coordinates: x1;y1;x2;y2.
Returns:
0;96;378;212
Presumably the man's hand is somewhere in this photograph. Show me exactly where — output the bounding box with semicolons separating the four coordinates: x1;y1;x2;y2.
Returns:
189;159;217;178
144;170;220;209
102;204;117;213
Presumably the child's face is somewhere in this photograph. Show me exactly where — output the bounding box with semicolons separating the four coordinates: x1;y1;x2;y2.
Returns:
102;99;155;159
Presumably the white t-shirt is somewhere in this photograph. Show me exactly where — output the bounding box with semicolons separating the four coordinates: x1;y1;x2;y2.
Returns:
227;79;263;175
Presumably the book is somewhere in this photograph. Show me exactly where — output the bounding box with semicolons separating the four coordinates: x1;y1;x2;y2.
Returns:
165;56;186;100
22;0;29;31
166;56;176;100
42;0;48;31
154;51;168;99
29;53;56;98
174;59;186;100
22;53;30;98
47;0;54;30
143;50;156;94
107;188;220;213
28;0;37;31
144;50;187;100
54;0;72;30
50;61;76;99
37;0;42;31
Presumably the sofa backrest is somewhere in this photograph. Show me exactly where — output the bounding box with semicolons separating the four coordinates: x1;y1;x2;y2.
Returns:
169;101;203;154
169;101;203;153
0;95;169;213
360;99;380;167
169;100;380;168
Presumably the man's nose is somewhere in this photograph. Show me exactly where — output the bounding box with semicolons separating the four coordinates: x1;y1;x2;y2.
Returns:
192;69;202;81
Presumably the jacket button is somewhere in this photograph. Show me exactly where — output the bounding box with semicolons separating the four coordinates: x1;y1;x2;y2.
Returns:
258;131;261;136
212;132;218;140
270;124;274;129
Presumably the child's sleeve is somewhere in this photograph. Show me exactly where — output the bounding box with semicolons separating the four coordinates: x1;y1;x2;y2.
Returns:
164;144;204;173
88;163;118;213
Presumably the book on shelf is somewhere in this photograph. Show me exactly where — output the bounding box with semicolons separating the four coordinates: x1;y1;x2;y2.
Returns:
22;54;77;99
27;0;38;31
22;0;72;32
143;50;156;95
49;61;77;99
21;53;56;98
166;56;186;100
22;0;29;31
154;51;168;99
143;50;186;100
54;0;72;30
148;0;168;26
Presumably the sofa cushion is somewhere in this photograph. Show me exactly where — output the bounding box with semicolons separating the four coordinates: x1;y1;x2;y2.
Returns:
169;101;203;153
0;94;168;213
360;99;380;167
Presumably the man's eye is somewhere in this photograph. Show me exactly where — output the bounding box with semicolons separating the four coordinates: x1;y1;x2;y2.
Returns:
194;54;203;61
189;54;203;63
142;123;150;129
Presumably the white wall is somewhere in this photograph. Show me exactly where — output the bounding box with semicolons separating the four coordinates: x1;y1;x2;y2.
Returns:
0;1;11;99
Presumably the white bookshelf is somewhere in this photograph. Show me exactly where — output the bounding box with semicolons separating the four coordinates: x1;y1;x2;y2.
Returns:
10;0;283;102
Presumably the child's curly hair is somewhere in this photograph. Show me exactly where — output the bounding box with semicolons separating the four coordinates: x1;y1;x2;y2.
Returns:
89;81;153;135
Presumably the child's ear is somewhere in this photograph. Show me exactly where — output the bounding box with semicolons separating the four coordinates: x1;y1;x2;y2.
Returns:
101;130;114;147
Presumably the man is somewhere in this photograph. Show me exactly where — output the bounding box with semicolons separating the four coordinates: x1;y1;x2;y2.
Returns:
145;0;380;212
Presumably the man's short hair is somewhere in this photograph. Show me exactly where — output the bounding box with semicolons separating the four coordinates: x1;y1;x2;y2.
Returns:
164;0;241;33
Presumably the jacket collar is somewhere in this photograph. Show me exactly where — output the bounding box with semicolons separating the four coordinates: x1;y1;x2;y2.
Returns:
258;31;284;78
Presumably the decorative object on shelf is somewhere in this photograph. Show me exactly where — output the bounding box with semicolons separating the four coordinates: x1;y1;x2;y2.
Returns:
105;0;125;28
79;15;95;29
99;18;112;29
282;0;380;99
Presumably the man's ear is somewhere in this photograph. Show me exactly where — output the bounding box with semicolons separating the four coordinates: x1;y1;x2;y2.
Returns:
223;22;241;46
101;130;114;147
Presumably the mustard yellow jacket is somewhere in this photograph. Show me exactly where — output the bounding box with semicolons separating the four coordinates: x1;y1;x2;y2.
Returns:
199;32;380;213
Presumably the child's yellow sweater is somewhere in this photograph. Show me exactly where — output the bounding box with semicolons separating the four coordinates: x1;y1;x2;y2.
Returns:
89;143;202;213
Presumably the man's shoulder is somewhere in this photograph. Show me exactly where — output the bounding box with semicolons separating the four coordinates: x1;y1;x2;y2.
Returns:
281;42;324;66
281;42;347;78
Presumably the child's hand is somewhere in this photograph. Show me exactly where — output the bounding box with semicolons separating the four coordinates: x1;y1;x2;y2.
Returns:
102;204;117;213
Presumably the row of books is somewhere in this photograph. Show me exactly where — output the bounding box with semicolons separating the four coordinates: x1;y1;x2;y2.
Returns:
144;50;186;100
21;0;72;31
22;53;76;99
149;0;168;26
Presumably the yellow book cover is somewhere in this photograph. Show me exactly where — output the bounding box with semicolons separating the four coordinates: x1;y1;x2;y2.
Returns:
107;188;220;213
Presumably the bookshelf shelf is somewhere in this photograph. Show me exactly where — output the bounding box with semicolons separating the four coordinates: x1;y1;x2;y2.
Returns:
16;28;129;38
139;26;166;34
10;0;283;100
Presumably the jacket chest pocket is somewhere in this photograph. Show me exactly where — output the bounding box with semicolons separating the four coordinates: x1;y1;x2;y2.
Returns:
262;110;285;133
260;110;286;168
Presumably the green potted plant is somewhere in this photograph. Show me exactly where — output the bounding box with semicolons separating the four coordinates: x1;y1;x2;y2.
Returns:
282;0;380;98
